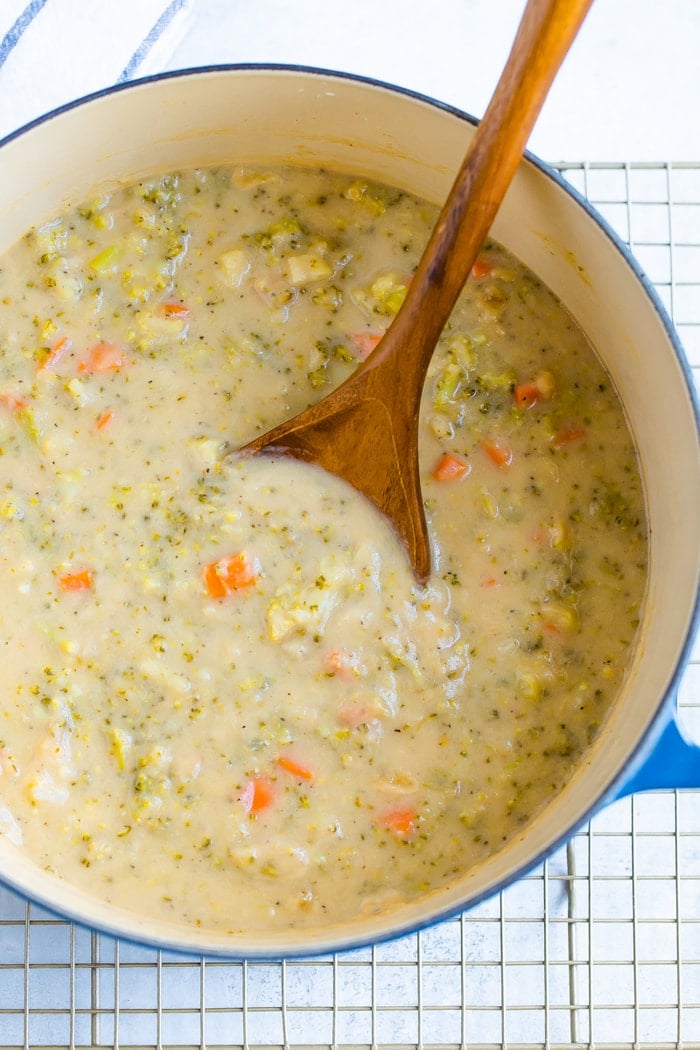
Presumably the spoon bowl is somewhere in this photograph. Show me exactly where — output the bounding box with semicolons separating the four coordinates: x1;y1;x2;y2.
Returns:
241;0;594;582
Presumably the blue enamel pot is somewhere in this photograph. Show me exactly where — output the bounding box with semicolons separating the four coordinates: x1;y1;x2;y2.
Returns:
0;67;697;957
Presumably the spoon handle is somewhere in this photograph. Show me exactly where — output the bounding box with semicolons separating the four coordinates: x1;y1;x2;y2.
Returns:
366;0;594;410
240;0;593;584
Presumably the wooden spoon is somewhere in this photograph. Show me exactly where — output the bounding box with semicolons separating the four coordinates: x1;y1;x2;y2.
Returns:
240;0;593;584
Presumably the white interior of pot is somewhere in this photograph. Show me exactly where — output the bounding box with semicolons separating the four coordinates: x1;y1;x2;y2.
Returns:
0;68;698;957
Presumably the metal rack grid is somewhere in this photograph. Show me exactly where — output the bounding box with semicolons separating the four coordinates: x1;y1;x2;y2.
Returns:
0;161;698;1050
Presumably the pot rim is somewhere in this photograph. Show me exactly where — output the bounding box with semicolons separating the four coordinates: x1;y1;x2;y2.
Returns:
0;63;698;958
4;61;697;407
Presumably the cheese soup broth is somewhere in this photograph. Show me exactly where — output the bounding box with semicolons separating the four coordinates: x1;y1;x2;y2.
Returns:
0;167;646;932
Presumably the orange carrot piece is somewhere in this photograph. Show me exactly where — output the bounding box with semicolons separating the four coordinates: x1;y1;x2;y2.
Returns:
352;331;383;360
432;451;471;482
481;439;513;468
380;806;417;838
552;426;587;449
40;336;71;371
240;775;276;814
202;550;257;598
58;568;94;593
77;342;128;374
159;301;190;318
470;256;492;279
277;754;314;781
95;409;113;431
514;383;541;409
324;647;358;680
0;392;27;412
337;704;375;729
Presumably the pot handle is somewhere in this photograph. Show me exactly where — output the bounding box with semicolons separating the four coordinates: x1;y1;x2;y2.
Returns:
613;699;700;799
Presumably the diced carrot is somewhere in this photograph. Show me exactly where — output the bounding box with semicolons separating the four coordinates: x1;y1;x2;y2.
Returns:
351;331;383;360
77;342;128;374
552;426;587;449
0;392;27;412
481;575;500;588
380;806;417;838
95;409;113;431
470;256;492;279
159;301;190;318
515;371;555;408
277;754;314;781
514;383;541;409
432;451;471;482
39;336;71;371
202;550;257;598
240;775;276;814
481;439;513;468
337;704;375;729
324;648;358;680
57;568;94;593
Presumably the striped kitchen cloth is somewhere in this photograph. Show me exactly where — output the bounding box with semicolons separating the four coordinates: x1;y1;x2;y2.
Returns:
0;0;194;140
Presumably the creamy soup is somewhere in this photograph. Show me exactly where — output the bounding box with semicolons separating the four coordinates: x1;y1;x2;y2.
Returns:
0;166;646;933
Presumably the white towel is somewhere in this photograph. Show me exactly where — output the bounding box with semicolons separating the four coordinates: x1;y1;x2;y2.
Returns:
0;0;194;141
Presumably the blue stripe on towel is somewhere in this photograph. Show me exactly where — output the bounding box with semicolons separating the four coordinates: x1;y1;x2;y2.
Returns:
0;0;49;71
118;0;188;82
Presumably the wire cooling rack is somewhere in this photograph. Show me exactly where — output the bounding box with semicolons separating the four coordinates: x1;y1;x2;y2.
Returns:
0;161;698;1050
